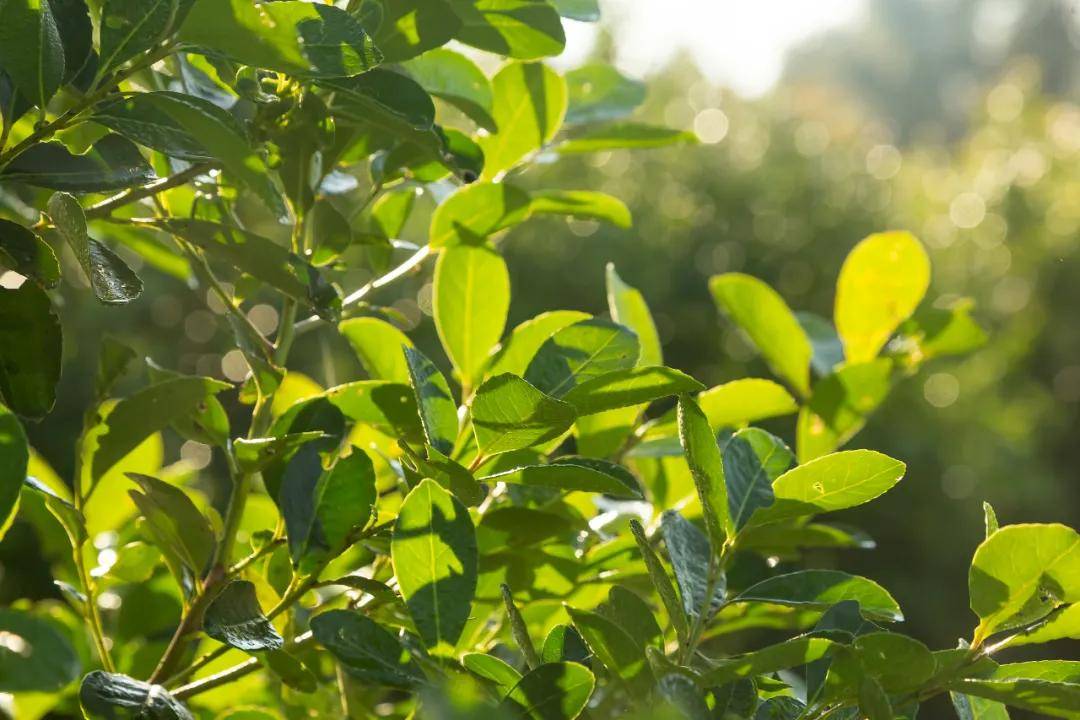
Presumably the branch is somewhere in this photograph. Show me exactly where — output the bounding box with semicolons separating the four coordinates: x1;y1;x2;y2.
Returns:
86;163;217;219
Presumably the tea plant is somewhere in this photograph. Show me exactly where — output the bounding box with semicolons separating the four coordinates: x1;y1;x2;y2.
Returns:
0;1;1077;719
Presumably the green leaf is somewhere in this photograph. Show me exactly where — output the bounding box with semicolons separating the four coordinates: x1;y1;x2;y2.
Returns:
0;219;60;288
858;677;892;720
433;241;510;391
233;432;325;474
969;523;1080;637
501;661;595;720
751;449;906;526
48;191;143;304
529;190;632;228
80;671;194;720
825;633;934;697
899;299;987;362
0;282;61;418
484;457;642;499
796;359;893;462
629;519;689;645
502;583;541;668
950;691;1011;720
796;311;845;376
311;609;425;687
50;0;92;84
677;394;731;545
405;48;496;131
370;187;417;240
647;378;798;439
429;181;531;248
95;336;137;401
738;522;875;554
145;361;230;448
752;697;805;720
0;407;28;539
835;231;931;364
657;674;711;720
23;476;85;546
984;502;1000;538
701;636;835;686
2;134;156;192
90;93;215;162
737;570;903;623
404;346;458;456
180;0;381;77
391;478;478;654
550;0;598;21
264;648;318;693
142;92;286;217
322;68;435;132
282;448;376;574
565;64;644;124
487;310;591;377
127;472;215;577
203;580;284;652
88;375;230;485
0;608;80;692
370;0;460;62
660;510;725;621
557;123;696;154
724;428;792;531
471;373;575;455
561;366;702;416
541;624;589;665
710;273;812;398
450;0;565;60
1006;603;1080;647
339;317;414;382
524;318;639;399
462;652;522;693
565;605;651;696
480;61;567;179
606;263;660;366
155;219;339;318
98;0;183;77
325;380;425;444
0;0;64;109
595;585;663;651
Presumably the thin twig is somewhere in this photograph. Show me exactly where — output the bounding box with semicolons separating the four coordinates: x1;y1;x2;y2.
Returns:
86;163;216;219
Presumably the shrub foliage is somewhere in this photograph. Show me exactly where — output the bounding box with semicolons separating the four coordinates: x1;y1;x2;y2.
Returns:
0;2;1076;719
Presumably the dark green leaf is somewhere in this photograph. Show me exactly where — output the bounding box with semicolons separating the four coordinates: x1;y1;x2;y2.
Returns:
203;580;283;652
233;432;326;474
0;406;29;538
502;583;541;668
281;448;376;573
471;373;575;455
737;570;903;623
449;0;565;59
657;674;710;720
483;457;642;499
595;585;663;651
753;697;805;720
660;510;725;621
0;608;79;692
88;375;230;484
404;346;458;455
723;428;792;531
264;648;318;693
79;670;193;720
0;0;64;109
565;64;644;124
90;94;217;162
127;472;215;576
0;282;61;418
48;192;142;304
2;134;155;192
0;219;60;288
629;519;689;645
180;0;382;77
405;48;495;131
154;219;339;319
541;624;590;665
391;478;478;654
98;0;182;77
550;0;598;21
796;312;844;376
950;691;1012;720
49;0;92;83
501;661;595;720
565;605;651;696
95;336;137;401
524;318;639;399
858;676;893;720
323;69;435;132
22;476;85;545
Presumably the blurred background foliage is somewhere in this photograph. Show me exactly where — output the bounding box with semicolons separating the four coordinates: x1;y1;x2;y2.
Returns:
5;0;1079;658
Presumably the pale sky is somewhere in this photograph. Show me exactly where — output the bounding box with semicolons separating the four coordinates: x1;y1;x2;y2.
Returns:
557;0;864;97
